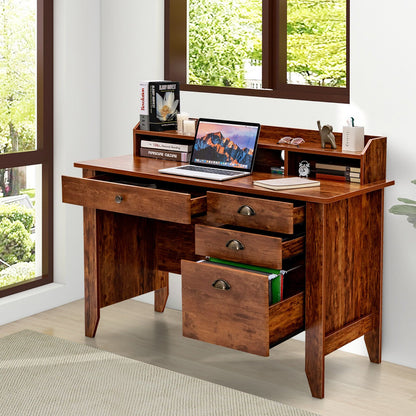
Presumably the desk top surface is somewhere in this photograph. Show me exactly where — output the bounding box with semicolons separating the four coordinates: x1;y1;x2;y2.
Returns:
74;154;394;204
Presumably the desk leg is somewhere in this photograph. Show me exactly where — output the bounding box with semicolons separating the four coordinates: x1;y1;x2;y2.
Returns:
305;203;325;398
365;327;381;363
154;271;169;313
364;191;383;364
84;207;100;338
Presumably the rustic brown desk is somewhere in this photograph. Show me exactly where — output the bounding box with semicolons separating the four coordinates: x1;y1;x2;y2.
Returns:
62;123;393;398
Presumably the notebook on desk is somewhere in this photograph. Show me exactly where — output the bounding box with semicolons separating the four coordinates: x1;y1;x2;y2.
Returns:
158;118;260;181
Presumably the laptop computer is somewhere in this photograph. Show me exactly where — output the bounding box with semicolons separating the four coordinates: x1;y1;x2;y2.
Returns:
158;118;260;181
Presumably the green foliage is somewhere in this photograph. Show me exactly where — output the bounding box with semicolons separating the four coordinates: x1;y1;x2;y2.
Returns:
0;0;36;197
0;1;37;285
0;261;35;288
0;203;35;231
287;0;347;87
0;0;36;151
188;0;262;87
0;217;34;270
389;180;416;229
188;0;347;89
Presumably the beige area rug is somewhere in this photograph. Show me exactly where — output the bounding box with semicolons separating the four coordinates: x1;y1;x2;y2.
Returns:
0;330;320;416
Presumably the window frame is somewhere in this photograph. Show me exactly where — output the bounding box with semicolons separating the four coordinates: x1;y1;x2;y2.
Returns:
0;0;53;297
164;0;350;103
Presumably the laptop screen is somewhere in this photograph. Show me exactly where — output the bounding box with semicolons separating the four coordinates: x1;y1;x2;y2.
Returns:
191;118;260;172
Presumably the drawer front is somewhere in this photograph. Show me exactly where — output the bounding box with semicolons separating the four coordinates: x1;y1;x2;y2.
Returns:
207;192;304;234
195;224;304;269
182;260;270;356
62;176;206;224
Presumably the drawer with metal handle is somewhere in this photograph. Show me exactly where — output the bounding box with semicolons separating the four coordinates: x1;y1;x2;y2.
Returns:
62;175;207;224
206;191;305;234
195;224;304;270
181;259;304;357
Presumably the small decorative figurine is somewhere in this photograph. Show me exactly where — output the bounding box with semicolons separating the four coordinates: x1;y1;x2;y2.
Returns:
317;120;337;149
298;160;310;178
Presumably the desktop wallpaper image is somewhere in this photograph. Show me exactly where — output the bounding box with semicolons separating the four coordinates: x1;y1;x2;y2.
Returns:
193;122;258;169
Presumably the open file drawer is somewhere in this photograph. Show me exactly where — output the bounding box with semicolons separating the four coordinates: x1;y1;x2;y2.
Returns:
62;175;207;224
181;259;305;357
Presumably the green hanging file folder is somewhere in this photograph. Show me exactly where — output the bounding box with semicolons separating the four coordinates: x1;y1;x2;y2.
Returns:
207;257;284;305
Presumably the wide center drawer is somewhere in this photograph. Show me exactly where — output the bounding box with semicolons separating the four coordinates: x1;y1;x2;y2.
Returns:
195;224;305;269
207;192;305;234
182;260;305;357
62;175;206;224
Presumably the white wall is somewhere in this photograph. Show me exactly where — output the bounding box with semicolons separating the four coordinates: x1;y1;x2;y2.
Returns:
100;0;416;369
0;0;101;324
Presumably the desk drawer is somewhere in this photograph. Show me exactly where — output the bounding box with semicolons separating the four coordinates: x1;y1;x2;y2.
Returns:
62;176;206;224
182;260;304;357
207;192;305;234
195;224;304;269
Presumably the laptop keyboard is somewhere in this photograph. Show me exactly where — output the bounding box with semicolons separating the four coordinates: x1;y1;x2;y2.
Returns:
178;165;240;176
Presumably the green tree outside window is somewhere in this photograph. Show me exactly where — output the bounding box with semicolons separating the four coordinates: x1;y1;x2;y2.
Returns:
188;0;347;89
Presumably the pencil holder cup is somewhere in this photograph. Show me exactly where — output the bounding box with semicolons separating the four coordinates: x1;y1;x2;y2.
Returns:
183;119;197;136
176;113;189;134
342;126;364;152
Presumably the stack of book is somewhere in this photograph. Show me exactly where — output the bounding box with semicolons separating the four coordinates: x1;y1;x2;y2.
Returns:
315;162;361;183
140;138;193;162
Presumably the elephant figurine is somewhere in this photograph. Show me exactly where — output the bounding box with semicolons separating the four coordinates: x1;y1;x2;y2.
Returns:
317;120;337;149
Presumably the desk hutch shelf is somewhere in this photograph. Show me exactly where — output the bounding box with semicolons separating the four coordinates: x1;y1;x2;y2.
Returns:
133;121;387;185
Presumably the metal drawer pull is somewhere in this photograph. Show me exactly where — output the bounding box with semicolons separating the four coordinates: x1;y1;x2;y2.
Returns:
238;205;255;216
212;279;231;291
226;239;245;251
115;195;123;204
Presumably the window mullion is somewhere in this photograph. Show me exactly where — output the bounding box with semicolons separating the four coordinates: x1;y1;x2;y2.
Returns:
164;0;187;84
276;0;287;89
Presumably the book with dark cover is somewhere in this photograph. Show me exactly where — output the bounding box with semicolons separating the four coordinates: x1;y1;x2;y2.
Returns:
315;172;346;182
316;167;360;177
139;81;180;131
140;147;191;162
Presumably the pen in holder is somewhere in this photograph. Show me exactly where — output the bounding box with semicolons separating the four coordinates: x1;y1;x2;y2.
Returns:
342;126;364;152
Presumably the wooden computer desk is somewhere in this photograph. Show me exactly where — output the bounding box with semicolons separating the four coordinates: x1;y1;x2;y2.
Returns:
62;123;393;398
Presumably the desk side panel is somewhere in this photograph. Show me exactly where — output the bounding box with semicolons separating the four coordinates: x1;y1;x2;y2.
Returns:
97;212;158;307
320;192;383;344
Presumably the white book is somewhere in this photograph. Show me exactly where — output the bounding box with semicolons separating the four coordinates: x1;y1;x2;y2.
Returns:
253;177;320;190
141;139;193;153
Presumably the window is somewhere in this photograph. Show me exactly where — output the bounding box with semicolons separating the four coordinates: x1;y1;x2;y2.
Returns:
0;0;53;297
165;0;349;103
